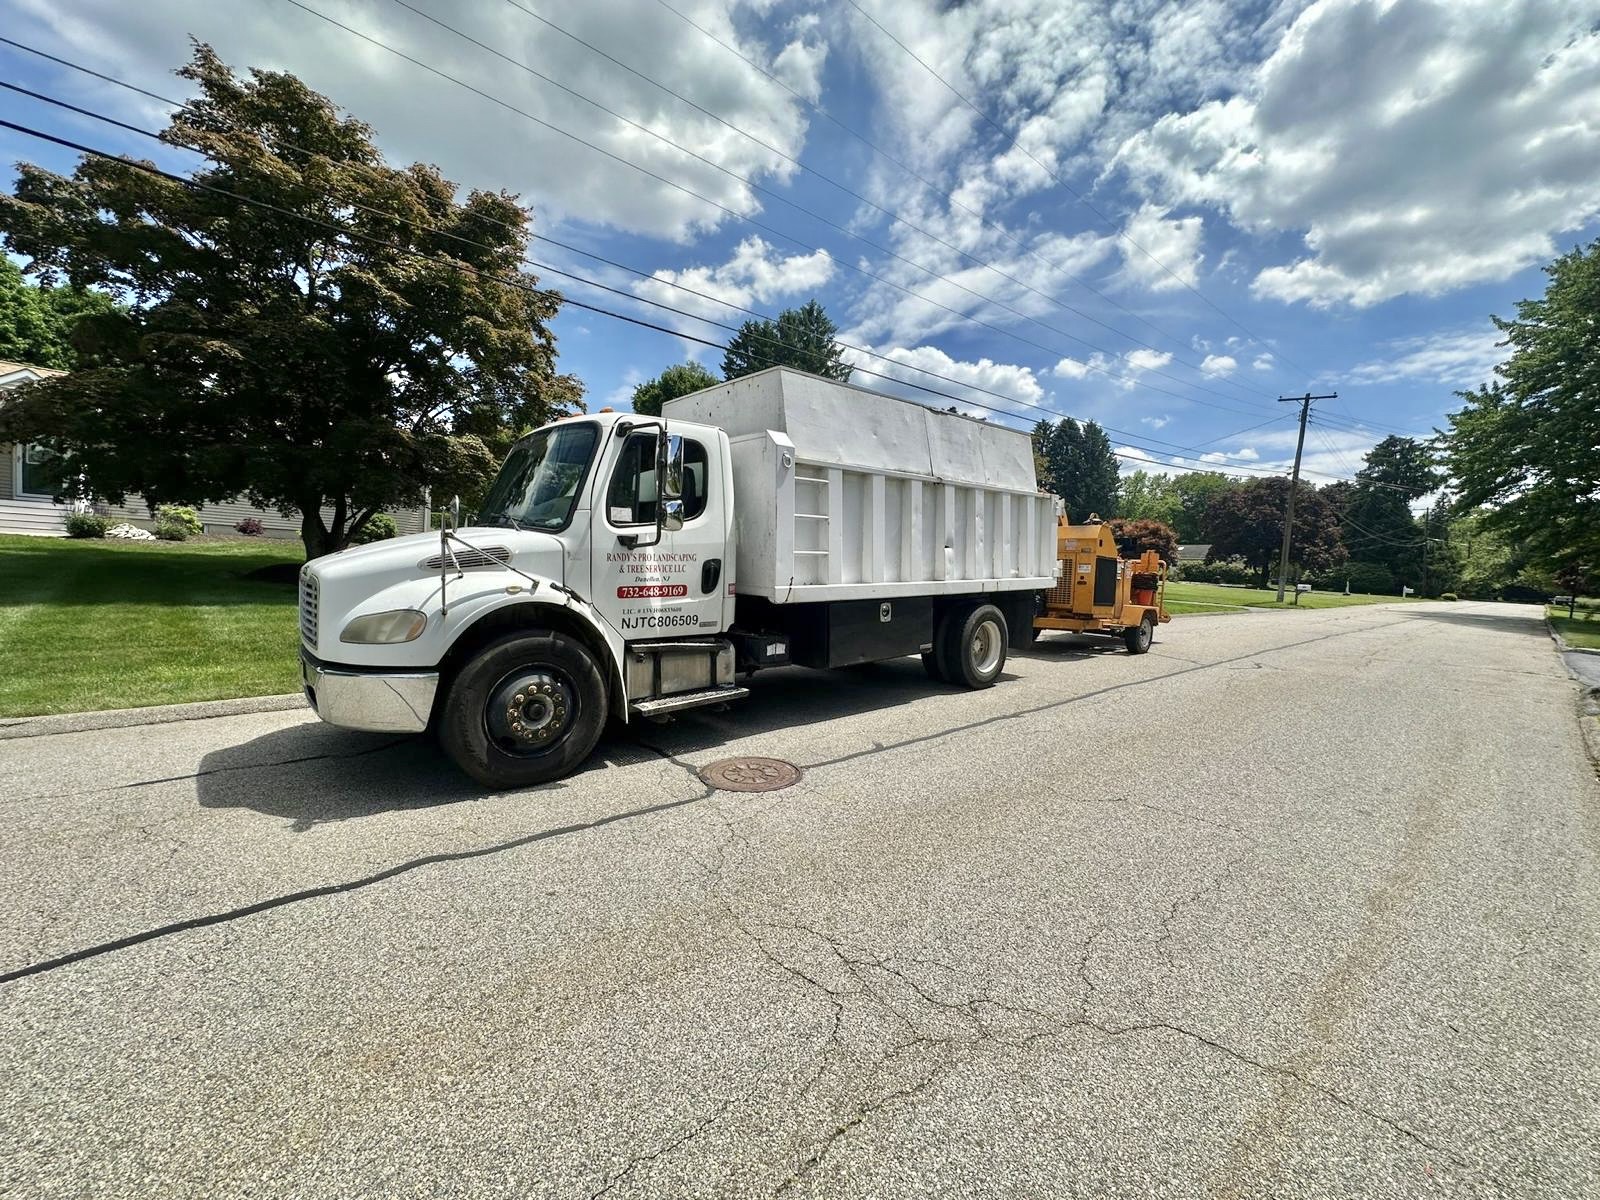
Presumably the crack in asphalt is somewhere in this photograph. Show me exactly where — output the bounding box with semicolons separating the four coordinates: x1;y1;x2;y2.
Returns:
0;780;717;987
588;1100;734;1199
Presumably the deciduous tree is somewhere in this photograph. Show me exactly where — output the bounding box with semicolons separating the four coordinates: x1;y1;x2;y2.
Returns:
1204;477;1345;585
1109;517;1179;565
0;44;580;558
0;256;118;369
1446;240;1600;604
630;361;719;417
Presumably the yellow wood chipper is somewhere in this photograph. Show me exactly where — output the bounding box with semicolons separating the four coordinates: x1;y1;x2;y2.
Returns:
1033;516;1171;653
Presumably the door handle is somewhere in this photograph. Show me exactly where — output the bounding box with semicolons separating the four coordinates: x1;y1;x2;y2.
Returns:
701;558;721;594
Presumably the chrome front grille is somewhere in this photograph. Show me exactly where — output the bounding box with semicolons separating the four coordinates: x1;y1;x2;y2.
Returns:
421;544;511;570
299;569;320;646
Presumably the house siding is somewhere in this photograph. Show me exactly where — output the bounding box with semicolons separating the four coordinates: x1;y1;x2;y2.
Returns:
0;442;13;500
94;496;429;539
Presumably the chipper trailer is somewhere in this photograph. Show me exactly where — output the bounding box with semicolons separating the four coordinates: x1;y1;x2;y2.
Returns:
1033;516;1172;653
297;367;1059;788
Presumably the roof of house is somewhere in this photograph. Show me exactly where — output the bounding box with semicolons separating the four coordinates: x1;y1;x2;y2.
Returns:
1176;543;1212;560
0;359;68;383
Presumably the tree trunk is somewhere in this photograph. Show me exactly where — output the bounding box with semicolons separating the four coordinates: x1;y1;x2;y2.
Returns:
1571;595;1579;619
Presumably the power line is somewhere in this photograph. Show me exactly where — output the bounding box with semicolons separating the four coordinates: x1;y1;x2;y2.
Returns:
334;0;1271;414
0;111;1403;489
841;0;1322;384
0;79;1288;475
495;0;1276;403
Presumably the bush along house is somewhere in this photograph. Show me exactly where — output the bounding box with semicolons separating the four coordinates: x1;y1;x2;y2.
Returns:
0;358;427;539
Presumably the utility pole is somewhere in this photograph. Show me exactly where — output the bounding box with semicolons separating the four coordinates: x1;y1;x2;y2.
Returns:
1275;392;1338;603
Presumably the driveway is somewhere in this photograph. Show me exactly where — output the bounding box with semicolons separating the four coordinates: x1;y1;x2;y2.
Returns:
2;601;1596;1198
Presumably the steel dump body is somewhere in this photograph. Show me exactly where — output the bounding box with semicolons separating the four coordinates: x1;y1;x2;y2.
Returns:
663;368;1057;604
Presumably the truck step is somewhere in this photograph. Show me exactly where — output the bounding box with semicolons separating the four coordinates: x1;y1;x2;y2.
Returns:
630;686;750;719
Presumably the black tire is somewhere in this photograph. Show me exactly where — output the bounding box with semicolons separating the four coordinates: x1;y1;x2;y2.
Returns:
942;603;1008;689
921;649;946;682
1124;614;1154;655
439;630;607;789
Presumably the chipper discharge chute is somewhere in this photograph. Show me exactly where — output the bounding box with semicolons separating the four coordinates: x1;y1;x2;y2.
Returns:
1034;516;1171;654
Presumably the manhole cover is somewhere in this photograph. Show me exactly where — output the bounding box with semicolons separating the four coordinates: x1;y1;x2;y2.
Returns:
699;756;802;793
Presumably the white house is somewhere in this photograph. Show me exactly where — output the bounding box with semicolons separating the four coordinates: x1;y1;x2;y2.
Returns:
0;359;427;538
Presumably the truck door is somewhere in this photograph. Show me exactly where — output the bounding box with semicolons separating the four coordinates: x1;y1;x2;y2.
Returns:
595;425;729;639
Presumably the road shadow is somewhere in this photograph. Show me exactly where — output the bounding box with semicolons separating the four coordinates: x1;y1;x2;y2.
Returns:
1387;606;1546;637
196;725;483;831
196;658;1024;825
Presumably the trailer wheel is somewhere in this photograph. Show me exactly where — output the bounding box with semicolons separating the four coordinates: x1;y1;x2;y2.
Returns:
1124;613;1154;655
439;630;607;789
944;603;1008;689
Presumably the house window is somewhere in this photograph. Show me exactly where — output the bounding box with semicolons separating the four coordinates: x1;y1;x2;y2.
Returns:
16;443;60;498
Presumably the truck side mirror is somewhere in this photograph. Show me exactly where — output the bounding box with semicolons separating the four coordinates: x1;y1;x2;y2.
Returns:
659;432;684;502
661;499;685;532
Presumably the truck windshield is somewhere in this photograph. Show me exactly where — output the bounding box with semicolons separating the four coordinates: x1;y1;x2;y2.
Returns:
477;422;599;531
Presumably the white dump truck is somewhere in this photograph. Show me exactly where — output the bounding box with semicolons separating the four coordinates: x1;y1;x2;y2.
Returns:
298;367;1058;787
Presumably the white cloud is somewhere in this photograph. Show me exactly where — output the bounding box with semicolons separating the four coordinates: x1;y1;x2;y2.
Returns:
1126;348;1174;371
1116;0;1600;307
1233;446;1260;460
1252;353;1276;371
634;236;834;319
1344;328;1503;388
8;0;825;241
1141;414;1171;429
1201;353;1237;375
1118;204;1204;292
856;344;1044;411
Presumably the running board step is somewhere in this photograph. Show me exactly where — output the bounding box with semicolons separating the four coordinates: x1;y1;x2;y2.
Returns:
630;686;750;719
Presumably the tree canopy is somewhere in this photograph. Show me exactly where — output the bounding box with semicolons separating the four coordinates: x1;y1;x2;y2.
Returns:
1446;239;1600;593
1109;517;1179;565
721;300;852;382
1035;417;1119;520
0;256;119;370
1117;469;1181;529
630;361;719;417
1204;477;1345;585
1339;435;1439;587
0;44;581;558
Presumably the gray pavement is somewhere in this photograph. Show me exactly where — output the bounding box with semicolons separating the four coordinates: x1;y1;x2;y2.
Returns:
2;600;1597;1198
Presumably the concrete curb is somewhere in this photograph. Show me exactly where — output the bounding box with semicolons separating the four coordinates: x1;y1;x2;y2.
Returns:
1547;617;1600;656
0;693;306;741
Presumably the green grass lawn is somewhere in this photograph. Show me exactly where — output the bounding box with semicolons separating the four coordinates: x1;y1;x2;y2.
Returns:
0;535;304;717
1548;606;1600;650
1164;580;1421;614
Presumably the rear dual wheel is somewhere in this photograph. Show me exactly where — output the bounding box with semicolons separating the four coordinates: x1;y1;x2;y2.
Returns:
926;603;1008;689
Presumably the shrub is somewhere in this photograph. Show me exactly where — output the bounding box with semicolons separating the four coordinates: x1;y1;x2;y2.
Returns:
234;517;264;537
154;519;189;541
155;504;203;536
351;512;398;544
1175;558;1255;586
65;512;111;538
1341;560;1395;595
1440;592;1458;601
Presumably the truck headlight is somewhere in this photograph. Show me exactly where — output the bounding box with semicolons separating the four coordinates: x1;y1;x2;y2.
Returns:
340;609;427;644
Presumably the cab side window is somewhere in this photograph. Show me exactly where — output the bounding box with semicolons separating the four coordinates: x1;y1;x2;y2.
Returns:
607;433;711;525
606;432;658;526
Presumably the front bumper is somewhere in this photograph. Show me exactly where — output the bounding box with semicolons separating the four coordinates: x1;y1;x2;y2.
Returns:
301;650;439;734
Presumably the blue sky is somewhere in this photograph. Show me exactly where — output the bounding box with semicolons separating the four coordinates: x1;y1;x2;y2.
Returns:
3;0;1598;488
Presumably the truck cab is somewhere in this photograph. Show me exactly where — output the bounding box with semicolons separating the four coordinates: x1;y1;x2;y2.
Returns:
300;410;745;789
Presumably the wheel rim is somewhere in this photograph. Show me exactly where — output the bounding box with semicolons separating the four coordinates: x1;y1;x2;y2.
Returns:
971;618;1004;675
484;667;577;757
1138;619;1152;648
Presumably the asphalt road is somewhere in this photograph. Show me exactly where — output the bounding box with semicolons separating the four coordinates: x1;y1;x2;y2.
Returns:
3;601;1597;1199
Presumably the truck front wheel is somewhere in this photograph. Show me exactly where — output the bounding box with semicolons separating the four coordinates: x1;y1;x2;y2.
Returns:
942;603;1008;689
440;630;607;790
